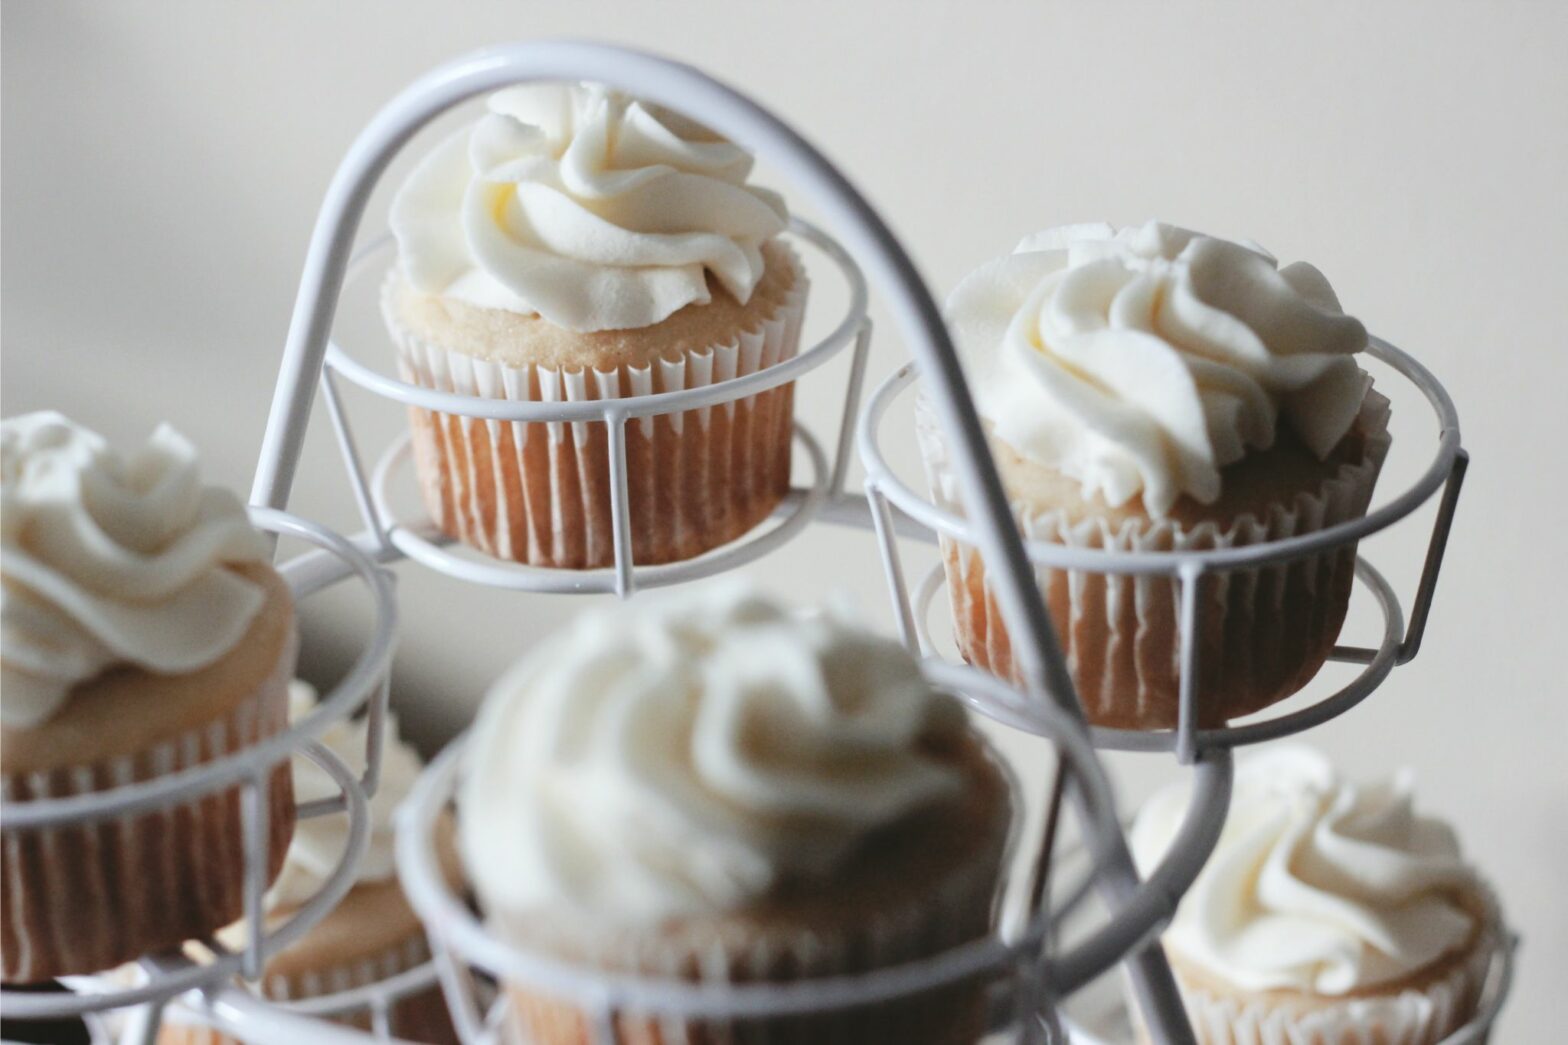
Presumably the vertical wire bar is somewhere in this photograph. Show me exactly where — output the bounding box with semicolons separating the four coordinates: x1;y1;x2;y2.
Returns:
240;772;270;981
362;668;390;801
828;318;874;498
369;991;393;1040
1118;894;1194;1043
1021;760;1071;1043
606;411;635;599
1010;942;1056;1045
485;987;519;1045
1110;562;1206;1042
321;366;392;553
1399;447;1467;664
1175;563;1205;767
432;936;486;1045
1032;972;1065;1045
362;567;397;803
589;999;617;1045
866;483;919;650
1012;964;1044;1045
1026;760;1071;931
121;997;169;1045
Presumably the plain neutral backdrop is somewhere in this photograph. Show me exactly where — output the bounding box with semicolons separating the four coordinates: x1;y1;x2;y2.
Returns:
4;3;1565;1039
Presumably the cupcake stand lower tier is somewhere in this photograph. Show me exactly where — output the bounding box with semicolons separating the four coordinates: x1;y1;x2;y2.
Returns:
0;40;1514;1045
13;476;1513;1045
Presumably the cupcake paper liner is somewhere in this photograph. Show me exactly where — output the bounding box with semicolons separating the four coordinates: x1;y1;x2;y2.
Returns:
916;391;1392;730
0;630;299;983
384;252;808;570
1155;907;1502;1045
158;928;455;1045
260;920;430;1002
504;782;1011;1044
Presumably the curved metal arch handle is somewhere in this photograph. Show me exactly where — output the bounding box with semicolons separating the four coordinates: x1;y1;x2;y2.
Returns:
248;40;1196;1043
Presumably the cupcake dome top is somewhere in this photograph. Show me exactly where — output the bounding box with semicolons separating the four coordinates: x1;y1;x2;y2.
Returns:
390;83;789;333
1131;745;1484;995
0;412;271;728
947;222;1371;517
459;581;969;929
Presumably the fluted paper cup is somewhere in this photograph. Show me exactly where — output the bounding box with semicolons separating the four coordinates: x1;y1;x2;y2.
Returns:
158;929;454;1045
384;252;808;570
917;391;1392;730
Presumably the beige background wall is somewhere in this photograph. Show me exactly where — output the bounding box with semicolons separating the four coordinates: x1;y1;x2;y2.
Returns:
4;2;1564;1038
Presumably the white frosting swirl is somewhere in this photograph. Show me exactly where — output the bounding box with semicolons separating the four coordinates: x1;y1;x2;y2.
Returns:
390;83;789;333
460;582;966;927
267;681;425;910
1131;746;1482;994
949;222;1371;517
1;413;270;729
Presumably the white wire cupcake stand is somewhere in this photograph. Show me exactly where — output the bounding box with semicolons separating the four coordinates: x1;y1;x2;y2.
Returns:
0;40;1512;1045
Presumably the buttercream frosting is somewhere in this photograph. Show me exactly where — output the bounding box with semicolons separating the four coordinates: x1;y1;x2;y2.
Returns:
1131;746;1482;994
1;412;270;729
947;221;1370;517
390;83;789;333
459;582;967;927
267;681;426;910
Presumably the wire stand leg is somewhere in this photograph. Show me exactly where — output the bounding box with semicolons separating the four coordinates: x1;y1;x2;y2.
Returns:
119;995;169;1045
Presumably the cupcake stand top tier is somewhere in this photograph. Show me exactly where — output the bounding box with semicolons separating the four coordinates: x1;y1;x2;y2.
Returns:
0;40;1509;1045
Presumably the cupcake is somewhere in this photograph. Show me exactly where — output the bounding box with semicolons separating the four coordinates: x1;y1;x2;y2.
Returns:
161;683;456;1044
1131;746;1502;1045
385;84;809;570
0;412;297;981
457;582;1014;1043
919;222;1391;729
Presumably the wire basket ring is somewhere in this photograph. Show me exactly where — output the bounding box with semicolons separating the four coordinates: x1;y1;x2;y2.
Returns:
321;218;867;425
0;508;394;830
3;738;372;1021
910;556;1404;756
857;335;1462;578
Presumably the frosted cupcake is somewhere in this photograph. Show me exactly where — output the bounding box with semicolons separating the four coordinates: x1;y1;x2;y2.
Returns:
0;413;297;981
162;683;455;1044
458;583;1013;1043
1131;746;1501;1045
385;85;808;569
920;222;1391;729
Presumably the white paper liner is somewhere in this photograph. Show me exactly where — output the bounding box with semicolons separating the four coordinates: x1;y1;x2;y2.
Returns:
1156;902;1502;1045
916;391;1393;730
501;746;1012;1044
0;630;297;983
163;891;452;1044
157;928;450;1044
384;248;809;569
258;920;429;1001
263;929;453;1044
